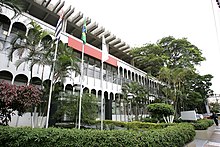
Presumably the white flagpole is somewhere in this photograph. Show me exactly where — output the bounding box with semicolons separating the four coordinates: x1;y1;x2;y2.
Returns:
45;11;63;128
78;43;85;129
100;59;104;130
45;39;59;128
100;36;109;130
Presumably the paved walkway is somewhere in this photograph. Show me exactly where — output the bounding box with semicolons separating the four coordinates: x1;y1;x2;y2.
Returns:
197;126;220;147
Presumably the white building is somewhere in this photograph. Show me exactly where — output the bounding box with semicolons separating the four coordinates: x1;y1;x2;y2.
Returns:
0;0;164;126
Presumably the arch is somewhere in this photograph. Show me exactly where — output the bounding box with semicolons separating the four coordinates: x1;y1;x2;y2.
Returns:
110;92;114;100
14;74;28;85
98;90;102;101
104;91;108;99
132;72;134;81
115;93;119;100
119;67;123;77
135;73;138;82
41;34;53;46
30;77;42;85
128;70;131;80
124;69;127;79
11;22;27;35
43;79;51;89
65;84;73;91
0;70;13;82
65;84;73;95
0;14;11;31
142;76;144;85
54;82;64;91
91;89;96;95
83;87;89;93
139;75;141;83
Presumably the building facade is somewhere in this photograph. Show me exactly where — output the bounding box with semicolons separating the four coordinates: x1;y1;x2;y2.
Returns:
0;0;164;125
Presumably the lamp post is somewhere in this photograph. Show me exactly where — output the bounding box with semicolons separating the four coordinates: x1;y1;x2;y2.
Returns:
127;93;134;122
74;84;83;128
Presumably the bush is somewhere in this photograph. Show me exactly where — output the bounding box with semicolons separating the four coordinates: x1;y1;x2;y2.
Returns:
93;120;174;130
143;117;164;123
0;123;195;147
147;103;174;122
192;119;214;130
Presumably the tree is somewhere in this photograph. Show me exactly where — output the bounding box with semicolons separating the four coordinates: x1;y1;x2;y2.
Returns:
147;103;174;122
8;21;52;80
52;42;80;83
8;21;80;127
0;81;42;125
122;81;148;121
129;36;208;117
209;102;220;113
129;43;165;77
157;36;205;69
54;93;98;126
183;74;213;113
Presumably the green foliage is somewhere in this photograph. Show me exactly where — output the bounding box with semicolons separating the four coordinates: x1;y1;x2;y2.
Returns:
0;123;195;147
54;93;98;124
147;103;174;120
192;119;214;130
209;102;220;113
130;36;212;117
129;44;164;77
122;81;148;121
93;120;174;130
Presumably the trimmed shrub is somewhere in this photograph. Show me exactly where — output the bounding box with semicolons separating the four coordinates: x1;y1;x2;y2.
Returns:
192;119;214;130
147;103;174;122
0;124;195;147
94;120;174;130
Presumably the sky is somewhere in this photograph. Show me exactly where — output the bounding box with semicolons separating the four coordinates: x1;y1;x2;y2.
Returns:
53;0;220;94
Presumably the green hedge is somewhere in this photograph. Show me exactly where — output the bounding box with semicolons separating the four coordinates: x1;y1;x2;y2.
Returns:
192;119;214;130
0;124;195;147
96;120;175;130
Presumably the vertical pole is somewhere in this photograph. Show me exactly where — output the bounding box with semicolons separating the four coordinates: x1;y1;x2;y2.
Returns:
101;60;104;130
78;44;85;129
45;40;59;128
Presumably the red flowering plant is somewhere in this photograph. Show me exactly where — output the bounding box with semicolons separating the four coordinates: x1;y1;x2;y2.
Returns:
0;81;42;125
0;82;17;125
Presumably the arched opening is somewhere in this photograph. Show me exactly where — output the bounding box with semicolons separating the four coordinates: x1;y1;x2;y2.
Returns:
139;75;141;84
14;74;28;85
135;73;138;82
0;70;13;83
11;22;26;35
102;91;111;120
43;79;51;89
124;69;127;79
83;87;89;94
142;76;144;85
91;89;96;96
30;77;42;89
119;67;123;77
114;93;121;121
30;77;42;85
97;90;102;119
65;84;73;95
41;35;52;42
0;14;10;32
54;82;64;97
132;72;134;81
128;70;131;80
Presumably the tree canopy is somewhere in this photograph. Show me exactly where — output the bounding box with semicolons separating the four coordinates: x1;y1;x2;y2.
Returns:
129;36;213;116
